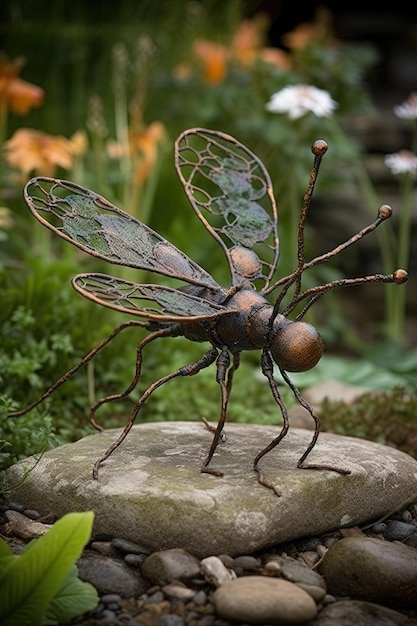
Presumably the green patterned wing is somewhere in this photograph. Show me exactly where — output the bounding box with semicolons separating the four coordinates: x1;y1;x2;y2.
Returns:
175;128;280;291
24;177;219;290
72;273;235;321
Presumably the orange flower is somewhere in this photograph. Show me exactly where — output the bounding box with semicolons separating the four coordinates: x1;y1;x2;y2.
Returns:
4;128;75;177
231;15;289;70
182;13;289;86
192;40;228;85
107;120;166;184
281;7;333;51
231;14;267;66
130;121;166;183
258;47;289;69
0;56;44;116
69;129;88;157
232;16;265;56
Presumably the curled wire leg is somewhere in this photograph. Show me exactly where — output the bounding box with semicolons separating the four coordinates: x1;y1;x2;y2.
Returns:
253;350;291;497
200;351;240;443
7;320;148;422
226;351;240;394
280;368;351;475
93;346;219;479
201;348;231;477
88;326;177;431
200;416;226;442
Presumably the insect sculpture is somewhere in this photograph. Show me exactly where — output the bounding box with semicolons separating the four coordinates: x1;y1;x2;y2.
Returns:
9;128;408;495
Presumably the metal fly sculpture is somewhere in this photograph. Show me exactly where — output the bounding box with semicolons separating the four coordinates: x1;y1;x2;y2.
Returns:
9;128;408;495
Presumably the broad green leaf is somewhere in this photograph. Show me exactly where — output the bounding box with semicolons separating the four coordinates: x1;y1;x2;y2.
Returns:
0;539;19;585
0;555;18;585
287;354;407;390
0;538;13;558
43;565;98;625
0;511;94;626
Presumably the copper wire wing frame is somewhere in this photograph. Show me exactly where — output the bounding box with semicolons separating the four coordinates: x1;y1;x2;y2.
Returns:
8;129;408;496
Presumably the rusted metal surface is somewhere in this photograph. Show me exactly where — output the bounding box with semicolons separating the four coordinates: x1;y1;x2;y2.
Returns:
9;128;408;495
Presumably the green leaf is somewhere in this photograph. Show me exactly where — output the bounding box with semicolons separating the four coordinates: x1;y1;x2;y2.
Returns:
0;511;94;626
43;565;98;625
287;354;408;390
0;538;13;558
0;538;18;585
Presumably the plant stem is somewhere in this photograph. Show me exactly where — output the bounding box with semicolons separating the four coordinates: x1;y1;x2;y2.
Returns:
287;122;303;269
328;117;401;341
390;172;413;343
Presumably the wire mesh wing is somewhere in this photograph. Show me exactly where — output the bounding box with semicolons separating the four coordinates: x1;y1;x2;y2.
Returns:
175;128;280;290
72;273;236;321
24;177;220;290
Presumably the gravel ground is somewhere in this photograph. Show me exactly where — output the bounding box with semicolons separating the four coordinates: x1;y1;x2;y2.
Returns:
2;498;417;626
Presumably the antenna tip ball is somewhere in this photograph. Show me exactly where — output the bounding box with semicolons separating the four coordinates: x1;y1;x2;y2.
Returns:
378;204;392;220
393;269;408;284
311;140;328;156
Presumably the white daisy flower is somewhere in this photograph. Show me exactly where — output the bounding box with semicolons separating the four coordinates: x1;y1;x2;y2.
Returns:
393;92;417;120
266;85;338;119
384;150;417;176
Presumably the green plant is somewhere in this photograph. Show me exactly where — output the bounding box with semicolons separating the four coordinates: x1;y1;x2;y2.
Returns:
264;83;416;347
1;2;384;343
320;386;417;458
0;257;152;469
286;347;417;394
0;442;44;496
0;511;98;626
0;396;60;471
1;1;413;469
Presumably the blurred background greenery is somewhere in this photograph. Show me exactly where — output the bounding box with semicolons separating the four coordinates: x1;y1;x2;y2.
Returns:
1;0;417;472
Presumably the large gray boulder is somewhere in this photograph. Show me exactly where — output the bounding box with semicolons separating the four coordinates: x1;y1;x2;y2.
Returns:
5;422;417;557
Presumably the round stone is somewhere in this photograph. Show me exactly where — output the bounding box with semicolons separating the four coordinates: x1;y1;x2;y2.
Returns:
320;536;417;609
213;576;317;624
4;423;417;557
77;550;146;597
112;537;150;555
279;557;326;588
232;555;261;571
200;556;235;587
295;582;327;603
383;519;416;542
141;548;201;585
310;599;414;626
162;583;195;601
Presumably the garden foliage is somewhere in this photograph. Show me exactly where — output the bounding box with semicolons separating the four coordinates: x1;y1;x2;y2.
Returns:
0;1;416;472
0;511;98;626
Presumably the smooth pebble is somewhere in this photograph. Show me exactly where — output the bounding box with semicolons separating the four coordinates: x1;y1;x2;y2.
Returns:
142;548;201;585
200;555;236;587
213;576;317;624
307;599;416;625
321;536;417;609
383;519;416;541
